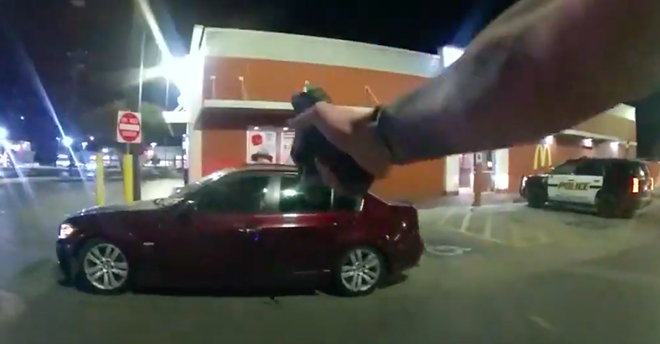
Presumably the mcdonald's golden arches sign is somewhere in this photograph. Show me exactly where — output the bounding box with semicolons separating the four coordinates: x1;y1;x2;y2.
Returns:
533;144;552;170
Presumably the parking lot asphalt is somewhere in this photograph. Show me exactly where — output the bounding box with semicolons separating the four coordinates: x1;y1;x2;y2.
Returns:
2;181;660;344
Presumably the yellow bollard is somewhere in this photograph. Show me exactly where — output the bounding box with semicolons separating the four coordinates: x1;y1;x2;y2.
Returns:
123;154;134;203
95;152;105;206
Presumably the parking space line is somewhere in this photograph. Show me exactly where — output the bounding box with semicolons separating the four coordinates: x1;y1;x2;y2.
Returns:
483;214;493;240
528;315;556;332
459;211;472;232
436;207;458;227
459;229;505;244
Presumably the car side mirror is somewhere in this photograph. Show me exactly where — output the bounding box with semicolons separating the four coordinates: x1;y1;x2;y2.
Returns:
174;200;196;221
171;186;183;196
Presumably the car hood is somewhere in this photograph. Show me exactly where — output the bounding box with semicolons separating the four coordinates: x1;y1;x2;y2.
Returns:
74;199;160;216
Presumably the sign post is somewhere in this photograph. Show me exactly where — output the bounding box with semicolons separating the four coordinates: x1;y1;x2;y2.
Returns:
473;153;483;207
117;111;142;203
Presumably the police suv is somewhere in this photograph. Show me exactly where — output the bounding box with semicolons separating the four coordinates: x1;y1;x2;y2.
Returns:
520;157;654;218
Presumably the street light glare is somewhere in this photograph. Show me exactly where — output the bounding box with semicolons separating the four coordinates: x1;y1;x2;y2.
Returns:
62;136;74;147
0;127;8;140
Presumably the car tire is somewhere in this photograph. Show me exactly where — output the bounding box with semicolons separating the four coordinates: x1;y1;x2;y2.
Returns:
620;209;636;219
595;192;618;218
332;246;385;297
526;187;547;209
75;239;131;295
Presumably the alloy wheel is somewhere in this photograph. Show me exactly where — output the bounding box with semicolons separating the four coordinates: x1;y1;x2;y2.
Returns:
82;243;129;291
340;248;381;292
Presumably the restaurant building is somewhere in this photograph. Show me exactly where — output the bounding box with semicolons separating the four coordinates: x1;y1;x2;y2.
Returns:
164;26;654;204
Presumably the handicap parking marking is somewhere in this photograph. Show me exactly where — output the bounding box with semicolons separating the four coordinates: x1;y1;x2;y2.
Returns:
424;244;472;257
421;205;574;248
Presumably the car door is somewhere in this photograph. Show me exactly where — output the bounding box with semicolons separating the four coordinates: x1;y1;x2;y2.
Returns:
185;172;278;287
547;160;579;201
573;160;605;205
251;173;357;283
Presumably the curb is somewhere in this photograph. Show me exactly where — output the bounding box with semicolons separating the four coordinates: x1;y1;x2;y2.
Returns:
416;196;526;210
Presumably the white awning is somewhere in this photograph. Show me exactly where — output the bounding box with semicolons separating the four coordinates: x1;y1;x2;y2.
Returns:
202;100;372;113
163;99;373;124
561;129;636;145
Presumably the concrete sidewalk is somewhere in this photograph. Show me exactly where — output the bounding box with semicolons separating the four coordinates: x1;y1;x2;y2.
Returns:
416;192;525;209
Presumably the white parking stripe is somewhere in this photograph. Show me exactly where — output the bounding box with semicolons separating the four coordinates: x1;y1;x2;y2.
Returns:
436;207;457;227
483;214;493;240
459;211;472;232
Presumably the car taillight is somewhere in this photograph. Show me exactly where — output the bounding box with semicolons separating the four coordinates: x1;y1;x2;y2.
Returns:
632;177;640;193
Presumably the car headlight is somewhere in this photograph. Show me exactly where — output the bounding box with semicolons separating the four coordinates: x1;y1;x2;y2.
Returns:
59;223;76;239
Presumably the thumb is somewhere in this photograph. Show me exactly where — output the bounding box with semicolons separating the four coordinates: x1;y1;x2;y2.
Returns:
288;106;318;131
288;101;333;130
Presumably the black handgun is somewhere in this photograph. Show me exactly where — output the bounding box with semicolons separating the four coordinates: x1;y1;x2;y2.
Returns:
290;87;374;195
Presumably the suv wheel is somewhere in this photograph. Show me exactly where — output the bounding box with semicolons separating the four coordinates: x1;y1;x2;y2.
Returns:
596;192;618;218
526;187;547;208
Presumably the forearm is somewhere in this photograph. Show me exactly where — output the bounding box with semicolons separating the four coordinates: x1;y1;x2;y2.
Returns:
380;0;660;165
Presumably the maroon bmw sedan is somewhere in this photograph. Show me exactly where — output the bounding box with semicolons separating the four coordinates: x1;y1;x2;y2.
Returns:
56;165;423;297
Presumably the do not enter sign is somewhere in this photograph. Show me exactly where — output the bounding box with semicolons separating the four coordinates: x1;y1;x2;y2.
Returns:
117;111;142;144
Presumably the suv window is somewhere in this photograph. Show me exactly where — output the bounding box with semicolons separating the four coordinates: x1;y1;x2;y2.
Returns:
551;161;578;175
608;161;649;179
279;175;332;213
632;162;650;178
195;175;272;213
575;160;605;176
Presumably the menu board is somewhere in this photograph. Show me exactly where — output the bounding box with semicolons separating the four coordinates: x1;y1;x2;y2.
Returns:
279;131;296;165
246;130;277;164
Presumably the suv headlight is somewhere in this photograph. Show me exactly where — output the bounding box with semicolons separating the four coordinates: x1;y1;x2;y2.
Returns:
59;223;76;239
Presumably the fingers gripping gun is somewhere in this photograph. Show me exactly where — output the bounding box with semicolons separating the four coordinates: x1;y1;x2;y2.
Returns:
289;87;374;196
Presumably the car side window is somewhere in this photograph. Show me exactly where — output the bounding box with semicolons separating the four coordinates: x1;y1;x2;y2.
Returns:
332;192;362;212
551;161;578;175
279;176;332;213
575;161;604;176
195;175;272;214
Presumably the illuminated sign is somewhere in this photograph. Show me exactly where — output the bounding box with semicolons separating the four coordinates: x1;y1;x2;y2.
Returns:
533;144;552;170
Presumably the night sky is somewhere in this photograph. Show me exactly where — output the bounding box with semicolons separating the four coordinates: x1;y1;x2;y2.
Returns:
0;0;658;161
